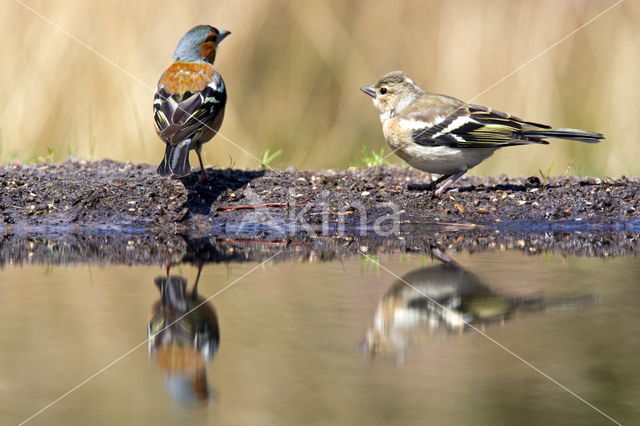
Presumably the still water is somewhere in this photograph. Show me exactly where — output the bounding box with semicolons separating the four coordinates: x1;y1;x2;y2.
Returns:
1;248;639;425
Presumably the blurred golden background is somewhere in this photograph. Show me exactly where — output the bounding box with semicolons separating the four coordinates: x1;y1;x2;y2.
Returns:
2;0;638;176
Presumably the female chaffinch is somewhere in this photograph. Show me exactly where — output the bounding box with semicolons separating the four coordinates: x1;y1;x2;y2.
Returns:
361;71;604;195
154;25;230;182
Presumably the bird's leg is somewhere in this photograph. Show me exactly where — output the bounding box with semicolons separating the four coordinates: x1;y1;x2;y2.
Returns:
430;247;460;267
192;261;204;297
434;170;467;195
428;173;454;190
195;146;207;184
408;173;452;191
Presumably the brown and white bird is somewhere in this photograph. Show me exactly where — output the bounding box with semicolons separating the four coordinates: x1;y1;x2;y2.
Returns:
362;249;597;360
154;25;230;182
361;71;604;195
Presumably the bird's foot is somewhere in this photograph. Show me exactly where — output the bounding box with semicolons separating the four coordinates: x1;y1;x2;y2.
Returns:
433;170;467;196
434;187;459;196
198;169;208;184
433;185;449;196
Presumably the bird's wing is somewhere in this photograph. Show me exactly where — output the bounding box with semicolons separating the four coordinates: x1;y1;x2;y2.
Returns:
153;63;226;146
408;99;551;148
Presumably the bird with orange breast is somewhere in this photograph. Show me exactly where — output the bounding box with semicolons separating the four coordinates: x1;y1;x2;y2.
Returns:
149;266;220;404
154;25;230;183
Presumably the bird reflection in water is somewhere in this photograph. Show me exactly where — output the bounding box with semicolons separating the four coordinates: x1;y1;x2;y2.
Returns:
148;264;220;404
363;249;596;360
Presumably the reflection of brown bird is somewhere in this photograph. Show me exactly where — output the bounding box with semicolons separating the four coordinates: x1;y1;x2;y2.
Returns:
363;251;596;360
148;265;219;404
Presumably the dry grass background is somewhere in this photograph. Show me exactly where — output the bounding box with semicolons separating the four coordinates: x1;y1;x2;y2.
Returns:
1;0;638;177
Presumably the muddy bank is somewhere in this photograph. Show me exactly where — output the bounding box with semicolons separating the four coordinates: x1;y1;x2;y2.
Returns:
1;228;638;267
1;159;639;230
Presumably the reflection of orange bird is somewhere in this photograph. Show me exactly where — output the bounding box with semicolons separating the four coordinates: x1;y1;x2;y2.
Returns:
148;267;219;404
153;25;230;182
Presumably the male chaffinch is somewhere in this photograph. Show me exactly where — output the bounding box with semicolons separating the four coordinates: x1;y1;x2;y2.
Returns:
154;25;230;182
361;71;604;195
149;267;219;403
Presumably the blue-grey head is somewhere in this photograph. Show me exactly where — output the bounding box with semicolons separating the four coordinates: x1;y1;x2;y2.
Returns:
172;25;231;64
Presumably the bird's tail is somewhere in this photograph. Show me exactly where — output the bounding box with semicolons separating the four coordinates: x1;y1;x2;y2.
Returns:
523;128;604;143
157;140;192;177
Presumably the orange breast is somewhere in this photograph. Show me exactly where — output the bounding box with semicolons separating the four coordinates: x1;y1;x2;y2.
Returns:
158;62;217;96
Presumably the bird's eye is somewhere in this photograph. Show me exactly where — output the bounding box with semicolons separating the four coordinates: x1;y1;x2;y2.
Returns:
379;87;388;95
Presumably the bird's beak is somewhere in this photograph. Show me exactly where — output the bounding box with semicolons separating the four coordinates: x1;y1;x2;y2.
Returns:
360;85;376;98
217;30;231;43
